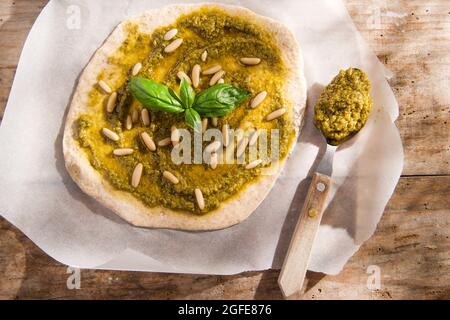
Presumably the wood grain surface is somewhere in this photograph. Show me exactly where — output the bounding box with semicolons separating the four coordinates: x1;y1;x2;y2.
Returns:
0;0;449;300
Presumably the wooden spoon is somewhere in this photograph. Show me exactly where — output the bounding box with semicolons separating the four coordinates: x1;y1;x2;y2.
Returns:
278;68;372;299
277;142;336;298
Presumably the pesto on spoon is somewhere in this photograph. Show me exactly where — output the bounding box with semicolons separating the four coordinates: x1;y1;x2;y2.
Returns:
314;67;373;145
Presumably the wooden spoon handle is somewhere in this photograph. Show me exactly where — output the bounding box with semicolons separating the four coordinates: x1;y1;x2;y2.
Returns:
278;172;331;299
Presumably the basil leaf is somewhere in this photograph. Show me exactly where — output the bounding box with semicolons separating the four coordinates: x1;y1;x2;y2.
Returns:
128;77;184;113
193;83;249;117
185;107;201;132
179;78;195;109
168;87;183;105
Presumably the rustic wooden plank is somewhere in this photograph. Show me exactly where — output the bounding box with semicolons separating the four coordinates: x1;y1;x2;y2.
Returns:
345;0;450;175
0;68;15;119
1;176;449;299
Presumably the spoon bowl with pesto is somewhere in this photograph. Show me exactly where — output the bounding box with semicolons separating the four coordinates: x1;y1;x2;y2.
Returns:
278;68;373;298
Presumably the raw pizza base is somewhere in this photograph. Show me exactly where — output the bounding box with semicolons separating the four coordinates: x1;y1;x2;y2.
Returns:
63;3;307;231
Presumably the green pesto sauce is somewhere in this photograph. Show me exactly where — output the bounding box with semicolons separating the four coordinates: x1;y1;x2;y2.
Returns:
77;8;296;214
314;68;372;146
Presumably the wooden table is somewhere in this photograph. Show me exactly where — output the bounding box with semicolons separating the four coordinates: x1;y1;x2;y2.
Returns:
0;0;449;300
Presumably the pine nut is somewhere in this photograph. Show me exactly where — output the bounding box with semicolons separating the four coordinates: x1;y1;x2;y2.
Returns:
210;70;226;86
132;62;142;76
125;115;132;130
106;92;117;113
177;71;192;84
210;153;218;170
141;132;156;151
222;124;229;147
191;64;201;88
132;109;139;123
195;188;205;210
237;137;249;157
98;80;112;93
240;57;261;65
250;91;267;108
266;108;286;121
245;159;262;169
163;171;179;184
131;163;143;188
202;118;208;132
113;148;134;156
211;117;218;127
217;78;224;84
101;128;119;141
164;38;183;53
141;109;150;126
202;65;222;75
201;50;208;62
171;126;180;146
205;141;221;154
158;137;172;147
163;28;178;41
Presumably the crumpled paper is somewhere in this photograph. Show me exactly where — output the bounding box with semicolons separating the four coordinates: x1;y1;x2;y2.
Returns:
0;0;403;275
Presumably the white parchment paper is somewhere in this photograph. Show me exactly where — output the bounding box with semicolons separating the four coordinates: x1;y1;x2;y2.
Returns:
0;0;403;275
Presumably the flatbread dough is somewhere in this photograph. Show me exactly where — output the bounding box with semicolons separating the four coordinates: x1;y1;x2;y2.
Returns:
63;3;307;230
